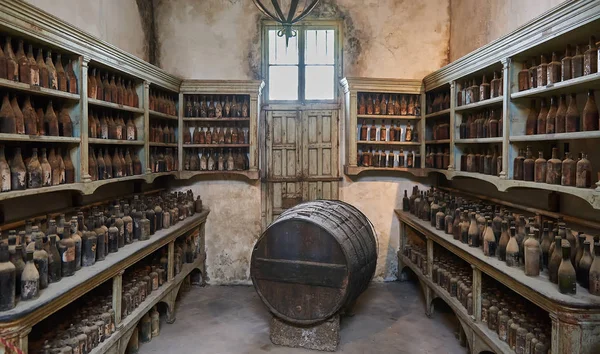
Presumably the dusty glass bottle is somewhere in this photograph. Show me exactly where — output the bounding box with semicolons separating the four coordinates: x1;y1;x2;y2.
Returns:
518;63;530;91
0;94;16;134
0;243;16;310
534;151;547;183
32;237;48;289
483;220;496;257
513;149;525;180
547;52;561;85
565;93;579;133
27;148;43;189
435;206;446;231
0;41;7;80
4;37;18;81
558;241;576;294
546;96;557;134
506;227;520;267
589;242;600;295
549;235;563;283
576;153;592;188
582;90;599;131
0;145;9;192
536;98;548;135
578;240;593;289
537;55;548;87
21;250;39;300
525;100;537;135
468;212;479;248
524;232;541;276
58;220;76;277
546;147;562;185
572;45;584;78
562;45;573;81
22;96;37;135
523;147;534;181
46;51;58;90
561;152;576;187
10;96;24;135
40;148;51;187
555;94;567;134
45;100;59;136
583;35;598;76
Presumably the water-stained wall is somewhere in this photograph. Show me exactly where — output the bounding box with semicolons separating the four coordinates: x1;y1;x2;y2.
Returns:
24;0;149;61
449;0;565;61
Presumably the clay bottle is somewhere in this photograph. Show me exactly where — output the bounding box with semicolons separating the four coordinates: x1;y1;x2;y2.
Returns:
126;118;136;141
583;35;598;76
572;45;584;78
524;233;541;276
365;94;373;115
576;153;592;188
537;55;548;87
40;148;51;187
4;37;18;81
429;197;439;227
483;219;496;257
10;96;24;135
549;236;562;283
561;152;576;187
405;121;413;142
562;45;572;81
506;227;520;267
435;206;446;231
547;52;561;85
369;120;377;141
22;96;37;135
69;217;82;271
109;75;118;103
536;98;548;134
21;250;39;300
533;151;547;183
47;148;59;185
94;70;102;100
358;94;366;115
10;147;26;190
59;107;72;137
32;238;48;290
468;212;479;248
525;100;537;135
25;47;39;85
546;147;562;184
0;242;16;310
558;241;576;294
0;145;9;192
523;147;534;181
555;94;567;134
546;96;557;134
480;75;490;100
582;90;599;131
518;63;530;91
66;59;77;94
491;71;502;97
47;235;61;283
565;93;579;132
541;227;552;269
577;240;593;288
16;39;30;84
588;242;600;295
387;95;395;116
45;51;58;90
0;41;6;80
379;122;387;141
380;95;387;115
36;49;48;88
81;218;97;267
45;100;59;136
27;148;42;188
0;94;16;134
55;54;67;92
513;149;525;180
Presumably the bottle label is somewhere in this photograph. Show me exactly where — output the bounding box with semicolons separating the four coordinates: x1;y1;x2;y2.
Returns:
127;126;136;140
63;246;76;263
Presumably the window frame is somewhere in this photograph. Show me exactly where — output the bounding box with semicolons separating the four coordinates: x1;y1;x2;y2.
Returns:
262;20;343;105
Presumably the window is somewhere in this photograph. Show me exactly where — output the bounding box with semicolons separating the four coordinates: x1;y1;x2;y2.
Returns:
265;23;339;103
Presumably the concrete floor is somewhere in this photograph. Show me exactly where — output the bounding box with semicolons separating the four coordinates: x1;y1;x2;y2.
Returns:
141;281;466;354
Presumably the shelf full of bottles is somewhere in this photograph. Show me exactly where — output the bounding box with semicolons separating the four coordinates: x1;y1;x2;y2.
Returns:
425;85;452;170
0;189;208;353
397;186;600;353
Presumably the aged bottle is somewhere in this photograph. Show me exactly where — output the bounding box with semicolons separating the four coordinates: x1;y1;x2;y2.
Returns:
59;107;73;137
513;149;525;180
429;197;439;227
27;148;43;188
0;243;15;310
47;234;62;283
523;147;534;181
58;223;76;277
537;55;548;87
583;35;598;76
549;236;563;283
558;241;576;294
532;151;547;183
480;75;490;100
4;37;18;81
55;54;67;92
546;96;557;134
561;152;576;187
537;99;548;134
369;120;377;141
40;148;51;187
151;306;160;337
576;153;592;188
22;96;37;135
518;64;530;91
562;45;573;81
405;121;413;142
0;145;9;192
546;147;562;185
582;90;599;131
468;212;479;248
572;45;584;78
0;94;16;134
555;94;567;134
21;250;39;300
528;58;538;89
45;100;59;136
380;95;387;115
32;237;48;289
10;96;24;136
0;41;7;80
10;147;26;190
506;227;520;267
379;122;387;142
578;240;593;288
524;232;541;276
46;51;58;90
360;121;368;141
525;100;537;135
589;242;600;295
566;93;579;133
483;220;496;257
541;227;552;269
547;52;561;85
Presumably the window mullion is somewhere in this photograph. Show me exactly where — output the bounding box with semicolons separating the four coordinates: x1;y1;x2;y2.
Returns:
298;27;306;104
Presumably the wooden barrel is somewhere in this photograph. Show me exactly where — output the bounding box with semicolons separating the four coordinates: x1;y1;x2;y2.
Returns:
251;200;377;325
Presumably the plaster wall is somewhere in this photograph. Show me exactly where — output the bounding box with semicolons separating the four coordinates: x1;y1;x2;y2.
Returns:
24;0;148;61
449;0;565;61
156;0;450;283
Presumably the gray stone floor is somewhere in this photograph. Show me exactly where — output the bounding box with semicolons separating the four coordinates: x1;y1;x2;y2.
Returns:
140;281;466;354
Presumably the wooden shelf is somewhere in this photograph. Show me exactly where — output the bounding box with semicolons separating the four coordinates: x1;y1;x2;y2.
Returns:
400;254;513;354
454;96;503;112
89;255;205;354
425;139;451;144
425;108;451;119
357;141;421;146
455;137;503;144
0;133;80;143
510;130;600;142
511;72;600;99
357;114;420;120
149;110;178;121
344;165;427;177
183;144;249;148
89;138;145;146
183;117;250;122
0;78;80;101
178;170;259;181
0;183;80;202
396;210;600;310
0;212;209;325
88;98;145;114
149;142;178;147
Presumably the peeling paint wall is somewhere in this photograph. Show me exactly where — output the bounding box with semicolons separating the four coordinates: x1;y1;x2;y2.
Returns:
449;0;565;61
24;0;148;61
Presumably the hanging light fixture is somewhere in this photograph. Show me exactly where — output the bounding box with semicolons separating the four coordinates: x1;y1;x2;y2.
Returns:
252;0;321;47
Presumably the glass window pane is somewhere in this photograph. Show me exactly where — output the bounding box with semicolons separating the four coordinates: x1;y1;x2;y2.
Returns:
305;65;334;100
269;30;299;65
269;66;299;101
305;30;335;65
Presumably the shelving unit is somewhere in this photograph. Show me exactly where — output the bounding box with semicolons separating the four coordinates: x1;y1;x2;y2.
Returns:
454;96;503;112
0;77;81;101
